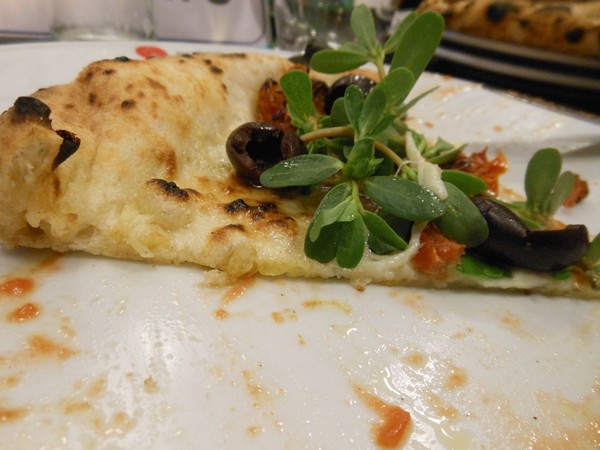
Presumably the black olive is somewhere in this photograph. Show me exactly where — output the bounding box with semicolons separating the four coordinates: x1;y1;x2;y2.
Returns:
226;122;307;185
288;39;331;65
470;197;589;272
324;74;377;114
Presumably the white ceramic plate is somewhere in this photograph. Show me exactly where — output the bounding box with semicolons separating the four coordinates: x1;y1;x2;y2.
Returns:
1;42;600;450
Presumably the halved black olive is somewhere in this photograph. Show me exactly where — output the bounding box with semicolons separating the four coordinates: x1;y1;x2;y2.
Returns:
324;74;377;114
226;122;307;185
470;197;589;272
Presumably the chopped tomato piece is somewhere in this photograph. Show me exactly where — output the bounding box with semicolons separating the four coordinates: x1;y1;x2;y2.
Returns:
447;148;507;195
412;225;465;279
257;68;328;132
563;174;589;207
257;78;293;132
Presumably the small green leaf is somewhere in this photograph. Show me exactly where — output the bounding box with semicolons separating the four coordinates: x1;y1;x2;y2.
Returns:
434;182;489;247
309;197;354;242
383;11;417;53
441;170;488;195
548;171;576;215
280;70;317;126
345;138;377;179
344;85;364;133
363;176;445;221
305;221;342;263
310;49;370;74
583;234;600;268
350;4;377;51
389;11;444;81
525;148;562;214
260;154;344;188
457;255;511;279
308;182;353;242
336;216;366;268
339;41;368;54
330;97;350;126
369;67;415;111
359;89;386;138
362;210;408;250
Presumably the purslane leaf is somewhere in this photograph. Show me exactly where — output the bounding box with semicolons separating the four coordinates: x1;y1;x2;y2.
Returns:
336;216;366;268
310;49;370;74
260;154;344;188
441;170;487;195
389;11;444;83
548;170;576;215
383;11;417;53
344;85;364;133
368;67;414;111
359;89;386;138
280;70;317;125
308;182;353;242
362;210;408;250
363;176;445;221
434;182;489;248
351;4;377;52
525;147;562;214
305;221;342;263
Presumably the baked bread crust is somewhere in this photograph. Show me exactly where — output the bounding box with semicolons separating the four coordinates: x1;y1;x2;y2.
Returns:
417;0;600;57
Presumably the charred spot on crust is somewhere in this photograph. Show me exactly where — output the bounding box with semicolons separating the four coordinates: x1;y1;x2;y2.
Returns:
121;99;136;109
222;53;247;59
225;199;276;216
113;56;131;62
52;130;81;169
104;68;115;75
566;27;584;43
203;58;224;75
486;2;518;23
88;93;97;104
148;179;190;200
13;96;51;123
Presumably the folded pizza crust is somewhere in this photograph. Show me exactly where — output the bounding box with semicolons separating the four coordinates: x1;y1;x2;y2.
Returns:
417;0;600;57
0;51;597;298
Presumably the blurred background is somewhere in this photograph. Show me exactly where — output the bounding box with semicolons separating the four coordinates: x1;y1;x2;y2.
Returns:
0;0;598;115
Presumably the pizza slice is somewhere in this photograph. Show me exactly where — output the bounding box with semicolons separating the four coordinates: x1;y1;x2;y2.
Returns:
417;0;600;57
0;7;598;299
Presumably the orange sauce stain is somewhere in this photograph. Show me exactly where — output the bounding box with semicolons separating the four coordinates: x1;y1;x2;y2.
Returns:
297;334;306;345
143;377;160;394
222;275;256;305
63;401;93;415
302;299;352;314
444;365;468;391
33;252;64;275
26;335;76;360
355;386;412;448
402;351;427;369
0;375;21;389
0;278;34;297
427;392;458;420
271;308;298;324
271;312;284;323
247;425;262;436
6;302;40;322
0;407;27;423
242;370;270;409
214;308;229;320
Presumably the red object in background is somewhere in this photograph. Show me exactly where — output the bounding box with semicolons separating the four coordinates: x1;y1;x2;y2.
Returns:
136;46;168;58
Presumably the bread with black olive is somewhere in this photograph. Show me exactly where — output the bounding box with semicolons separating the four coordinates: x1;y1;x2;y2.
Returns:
417;0;600;57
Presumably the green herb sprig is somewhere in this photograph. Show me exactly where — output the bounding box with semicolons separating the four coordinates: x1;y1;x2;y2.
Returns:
259;5;595;274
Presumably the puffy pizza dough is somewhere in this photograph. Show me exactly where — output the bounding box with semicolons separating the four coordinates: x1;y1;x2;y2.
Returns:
417;0;600;57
